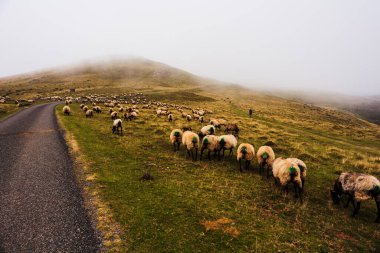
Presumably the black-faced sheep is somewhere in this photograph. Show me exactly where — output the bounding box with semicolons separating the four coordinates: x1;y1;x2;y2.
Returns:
331;172;380;222
237;143;255;172
186;115;192;122
168;114;174;122
63;106;71;116
217;135;237;160
112;119;123;135
85;109;94;118
182;131;199;161
111;111;118;120
225;123;239;137
198;125;216;140
256;146;275;178
169;129;183;151
200;135;219;161
272;158;303;202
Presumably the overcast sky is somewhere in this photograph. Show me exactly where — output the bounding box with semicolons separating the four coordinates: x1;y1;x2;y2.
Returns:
0;0;379;95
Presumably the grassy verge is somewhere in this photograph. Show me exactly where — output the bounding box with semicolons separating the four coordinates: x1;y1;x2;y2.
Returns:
56;101;380;252
0;103;20;121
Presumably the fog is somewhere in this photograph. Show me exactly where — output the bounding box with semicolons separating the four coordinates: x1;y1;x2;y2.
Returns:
0;0;379;96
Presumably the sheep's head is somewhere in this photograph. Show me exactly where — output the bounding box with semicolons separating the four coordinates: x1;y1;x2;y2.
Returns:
289;166;298;179
192;136;198;144
219;138;226;148
241;146;247;154
209;127;215;135
198;132;204;139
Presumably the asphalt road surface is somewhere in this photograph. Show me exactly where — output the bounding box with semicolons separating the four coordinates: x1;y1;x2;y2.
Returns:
0;103;100;252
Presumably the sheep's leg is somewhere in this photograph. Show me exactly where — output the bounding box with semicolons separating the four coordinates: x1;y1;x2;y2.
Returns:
301;178;305;192
222;148;225;158
120;127;123;136
229;148;233;157
195;149;198;161
208;151;211;161
187;150;191;159
239;159;242;172
173;143;177;152
266;165;270;179
375;201;380;223
293;182;299;198
245;160;250;171
200;148;204;160
217;150;221;161
352;201;361;217
344;194;354;208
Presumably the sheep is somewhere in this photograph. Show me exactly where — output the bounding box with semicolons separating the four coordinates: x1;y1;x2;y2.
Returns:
198;125;216;139
168;114;174;122
217;135;237;160
237;143;255;172
119;107;124;112
287;158;307;189
83;106;89;112
200;135;219;161
169;129;183;151
225;123;239;137
111;111;118;120
186;115;192;121
80;104;85;109
62;105;71;116
182;131;200;161
109;108;114;114
218;119;228;128
199;116;204;123
210;118;220;128
65;100;70;105
85;109;94;118
181;112;187;118
94;106;102;113
112;119;123;135
256;146;275;178
272;158;303;202
331;173;380;223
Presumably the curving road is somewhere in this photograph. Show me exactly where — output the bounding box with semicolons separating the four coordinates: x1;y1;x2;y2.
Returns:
0;103;100;252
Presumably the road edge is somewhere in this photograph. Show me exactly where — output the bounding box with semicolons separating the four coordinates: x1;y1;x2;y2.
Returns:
55;105;125;252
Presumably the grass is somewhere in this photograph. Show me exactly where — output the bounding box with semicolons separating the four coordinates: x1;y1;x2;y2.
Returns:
56;91;380;252
0;103;20;121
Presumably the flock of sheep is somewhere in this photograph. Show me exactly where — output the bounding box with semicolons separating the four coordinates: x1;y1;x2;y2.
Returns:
61;92;380;223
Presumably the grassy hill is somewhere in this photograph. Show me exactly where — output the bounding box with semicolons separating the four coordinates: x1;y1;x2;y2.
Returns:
1;59;380;252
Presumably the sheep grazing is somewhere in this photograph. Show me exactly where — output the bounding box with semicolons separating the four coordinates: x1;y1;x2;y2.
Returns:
331;173;380;223
210;118;220;128
200;135;219;161
287;158;307;189
181;112;187;118
118;107;124;112
111;111;118;120
199;116;204;123
85;109;94;118
65;100;70;105
186;115;192;121
237;143;255;172
169;129;183;151
198;125;216;139
256;146;275;178
94;106;102;113
109;108;114;114
80;104;85;109
62;105;71;116
272;158;303;202
182;131;200;161
83;106;89;112
112;119;123;135
217;135;237;159
168;114;174;122
225;123;239;137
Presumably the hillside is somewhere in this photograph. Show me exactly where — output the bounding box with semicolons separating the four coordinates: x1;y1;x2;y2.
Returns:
1;59;380;252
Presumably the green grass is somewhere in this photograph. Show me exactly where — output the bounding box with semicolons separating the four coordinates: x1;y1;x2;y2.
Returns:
57;98;380;252
0;103;20;121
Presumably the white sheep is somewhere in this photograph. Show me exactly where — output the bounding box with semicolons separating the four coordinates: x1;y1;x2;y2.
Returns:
186;115;192;121
83;106;89;112
85;109;94;118
272;158;303;202
80;104;85;109
169;129;183;151
237;143;255;172
112;119;123;135
198;125;216;139
200;135;219;161
182;131;200;161
287;158;307;188
168;114;174;122
217;135;237;160
331;173;380;222
256;146;275;178
62;105;71;116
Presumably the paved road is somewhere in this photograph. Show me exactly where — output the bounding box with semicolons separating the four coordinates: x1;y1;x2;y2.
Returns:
0;103;100;252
